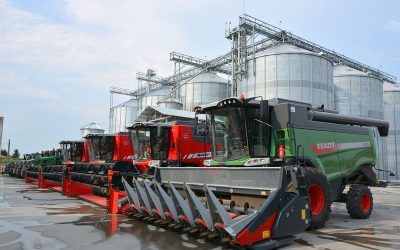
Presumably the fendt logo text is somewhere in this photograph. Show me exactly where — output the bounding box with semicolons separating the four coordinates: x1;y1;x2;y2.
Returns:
311;142;337;154
316;142;337;150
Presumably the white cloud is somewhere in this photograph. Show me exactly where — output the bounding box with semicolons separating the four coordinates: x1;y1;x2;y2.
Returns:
0;70;58;100
383;20;400;32
3;82;58;101
0;0;190;91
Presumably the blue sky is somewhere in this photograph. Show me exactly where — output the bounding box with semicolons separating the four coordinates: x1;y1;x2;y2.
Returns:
0;0;399;155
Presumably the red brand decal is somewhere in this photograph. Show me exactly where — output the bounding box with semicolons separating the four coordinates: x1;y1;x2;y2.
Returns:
311;141;371;154
310;142;338;154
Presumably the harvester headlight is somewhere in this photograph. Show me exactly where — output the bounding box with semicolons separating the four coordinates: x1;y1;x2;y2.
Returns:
148;160;160;168
203;159;212;166
243;158;270;166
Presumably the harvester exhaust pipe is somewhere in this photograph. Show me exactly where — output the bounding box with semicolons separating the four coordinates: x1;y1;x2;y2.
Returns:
309;111;389;136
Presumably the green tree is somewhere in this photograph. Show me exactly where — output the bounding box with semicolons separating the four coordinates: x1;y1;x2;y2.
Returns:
1;150;7;156
12;149;20;158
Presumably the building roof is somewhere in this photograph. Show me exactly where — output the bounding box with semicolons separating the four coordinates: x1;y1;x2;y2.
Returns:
80;122;105;131
383;82;400;92
135;106;195;122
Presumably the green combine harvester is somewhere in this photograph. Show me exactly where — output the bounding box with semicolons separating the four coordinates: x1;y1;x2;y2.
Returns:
122;97;389;249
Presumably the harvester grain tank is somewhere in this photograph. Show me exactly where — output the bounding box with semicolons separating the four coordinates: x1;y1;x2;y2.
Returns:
122;97;388;249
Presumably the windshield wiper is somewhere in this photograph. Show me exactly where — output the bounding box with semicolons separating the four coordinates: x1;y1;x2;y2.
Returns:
254;118;273;128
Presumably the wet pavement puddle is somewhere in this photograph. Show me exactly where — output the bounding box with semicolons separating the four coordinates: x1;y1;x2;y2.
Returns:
309;226;400;250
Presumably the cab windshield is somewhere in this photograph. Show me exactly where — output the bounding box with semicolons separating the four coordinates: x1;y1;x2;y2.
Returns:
130;126;170;161
206;106;269;161
86;136;115;162
61;143;83;162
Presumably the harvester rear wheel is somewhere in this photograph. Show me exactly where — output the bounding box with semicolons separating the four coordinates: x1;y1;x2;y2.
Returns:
305;168;332;229
346;185;373;219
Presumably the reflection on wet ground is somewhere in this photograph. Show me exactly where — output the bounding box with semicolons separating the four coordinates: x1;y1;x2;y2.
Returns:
309;226;400;250
58;209;225;250
0;176;221;250
1;175;400;250
285;187;400;250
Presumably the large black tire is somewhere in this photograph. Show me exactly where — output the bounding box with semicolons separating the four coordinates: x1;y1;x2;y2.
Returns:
346;185;373;219
305;168;332;229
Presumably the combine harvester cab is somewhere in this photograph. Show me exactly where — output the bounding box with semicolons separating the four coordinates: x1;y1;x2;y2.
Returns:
68;132;140;213
128;120;211;173
40;141;84;193
122;96;389;249
117;120;212;213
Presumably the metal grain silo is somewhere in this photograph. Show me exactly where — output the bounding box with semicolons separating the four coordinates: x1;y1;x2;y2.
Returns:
384;82;400;181
180;72;231;111
109;99;138;133
138;87;171;114
239;44;334;108
81;122;105;137
0;116;3;151
157;97;183;110
334;65;384;118
333;65;387;179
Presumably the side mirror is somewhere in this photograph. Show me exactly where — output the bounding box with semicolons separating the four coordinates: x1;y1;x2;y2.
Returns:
157;125;162;138
260;100;269;122
194;115;199;135
196;123;208;136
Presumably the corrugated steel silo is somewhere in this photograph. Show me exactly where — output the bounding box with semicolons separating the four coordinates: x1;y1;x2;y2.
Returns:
109;99;138;133
0;117;3;151
334;65;384;118
239;44;334;108
383;82;400;181
180;72;231;111
333;65;387;179
138;87;171;114
81;122;105;138
157;97;183;110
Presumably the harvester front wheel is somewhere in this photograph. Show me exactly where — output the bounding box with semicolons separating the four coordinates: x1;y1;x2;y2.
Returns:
346;185;373;219
306;168;332;229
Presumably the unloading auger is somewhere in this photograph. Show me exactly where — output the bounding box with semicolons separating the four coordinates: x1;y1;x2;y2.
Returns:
122;165;311;249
